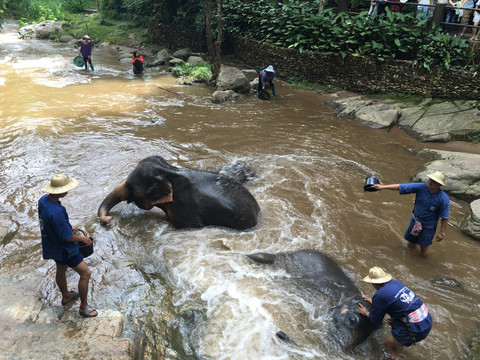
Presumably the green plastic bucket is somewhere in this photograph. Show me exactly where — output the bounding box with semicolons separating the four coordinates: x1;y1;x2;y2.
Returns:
73;56;85;67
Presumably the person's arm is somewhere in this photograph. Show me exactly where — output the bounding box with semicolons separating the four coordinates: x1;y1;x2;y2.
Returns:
67;233;92;245
436;218;448;242
459;0;468;8
372;183;400;191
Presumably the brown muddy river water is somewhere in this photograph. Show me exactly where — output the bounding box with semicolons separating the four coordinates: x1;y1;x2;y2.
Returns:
1;22;479;359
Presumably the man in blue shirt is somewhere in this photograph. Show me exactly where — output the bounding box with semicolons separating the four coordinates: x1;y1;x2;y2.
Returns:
372;171;449;259
358;267;432;359
38;173;97;317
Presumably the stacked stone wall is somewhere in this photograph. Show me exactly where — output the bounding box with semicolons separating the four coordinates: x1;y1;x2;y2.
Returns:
230;37;480;100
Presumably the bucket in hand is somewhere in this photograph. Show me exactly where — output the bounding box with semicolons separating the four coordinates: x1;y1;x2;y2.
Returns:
364;176;381;192
76;229;94;258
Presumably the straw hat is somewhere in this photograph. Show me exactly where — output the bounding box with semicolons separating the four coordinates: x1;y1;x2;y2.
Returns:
44;173;78;194
83;34;90;39
363;267;392;284
264;65;275;72
427;171;445;186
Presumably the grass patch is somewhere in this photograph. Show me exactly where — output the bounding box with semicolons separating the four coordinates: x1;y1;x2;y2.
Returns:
287;76;339;93
60;13;148;46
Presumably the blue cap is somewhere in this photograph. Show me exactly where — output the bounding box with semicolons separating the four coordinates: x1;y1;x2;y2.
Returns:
264;65;275;72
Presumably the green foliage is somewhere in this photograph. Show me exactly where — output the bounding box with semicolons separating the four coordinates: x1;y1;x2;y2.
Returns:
62;0;86;13
223;0;473;71
171;62;212;83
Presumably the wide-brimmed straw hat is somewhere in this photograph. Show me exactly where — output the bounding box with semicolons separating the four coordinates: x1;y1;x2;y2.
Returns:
264;65;275;72
44;173;78;194
427;171;445;186
363;267;392;284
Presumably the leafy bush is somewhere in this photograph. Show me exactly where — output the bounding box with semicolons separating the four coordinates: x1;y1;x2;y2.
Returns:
223;0;473;70
171;62;212;83
62;0;86;13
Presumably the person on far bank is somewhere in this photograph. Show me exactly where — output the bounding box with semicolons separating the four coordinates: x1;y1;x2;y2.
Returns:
38;173;98;318
132;51;144;75
458;0;475;38
257;65;278;97
358;267;432;359
371;171;449;259
79;35;94;71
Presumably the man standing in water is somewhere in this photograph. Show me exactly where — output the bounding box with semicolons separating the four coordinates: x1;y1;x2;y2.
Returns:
79;35;94;71
38;173;97;317
372;171;449;259
358;267;432;359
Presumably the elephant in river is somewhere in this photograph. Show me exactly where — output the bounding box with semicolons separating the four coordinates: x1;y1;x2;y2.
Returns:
98;156;260;230
247;249;379;350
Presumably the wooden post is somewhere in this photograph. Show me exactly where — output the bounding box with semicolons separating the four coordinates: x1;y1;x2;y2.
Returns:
431;3;446;31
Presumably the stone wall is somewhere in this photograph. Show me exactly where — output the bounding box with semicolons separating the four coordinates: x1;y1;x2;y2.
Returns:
150;24;207;53
229;37;480;100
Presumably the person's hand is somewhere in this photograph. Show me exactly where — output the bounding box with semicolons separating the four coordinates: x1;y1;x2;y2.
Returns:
372;184;382;190
358;303;369;316
387;318;394;325
436;232;445;242
362;296;373;304
82;236;93;246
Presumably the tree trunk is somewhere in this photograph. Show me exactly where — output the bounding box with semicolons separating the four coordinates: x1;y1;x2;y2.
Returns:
205;0;222;84
95;0;104;24
319;0;326;12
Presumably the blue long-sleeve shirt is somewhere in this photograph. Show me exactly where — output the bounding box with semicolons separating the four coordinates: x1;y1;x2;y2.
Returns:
368;280;432;333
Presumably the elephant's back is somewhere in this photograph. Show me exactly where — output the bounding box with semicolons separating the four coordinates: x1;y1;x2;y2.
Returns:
287;249;361;299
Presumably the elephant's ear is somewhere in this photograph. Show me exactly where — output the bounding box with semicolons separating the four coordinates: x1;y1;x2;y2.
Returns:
145;175;172;203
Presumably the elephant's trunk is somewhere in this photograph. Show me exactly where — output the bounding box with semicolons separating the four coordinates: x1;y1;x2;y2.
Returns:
98;181;129;224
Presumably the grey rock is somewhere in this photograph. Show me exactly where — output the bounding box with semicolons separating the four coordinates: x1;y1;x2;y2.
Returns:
242;69;258;82
414;150;480;200
169;58;184;67
212;90;239;104
18;21;62;39
216;67;252;94
461;199;480;241
172;48;192;60
331;97;399;128
187;56;206;64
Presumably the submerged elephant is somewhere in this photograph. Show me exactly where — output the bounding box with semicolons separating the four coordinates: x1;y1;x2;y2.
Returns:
247;249;379;350
98;156;260;230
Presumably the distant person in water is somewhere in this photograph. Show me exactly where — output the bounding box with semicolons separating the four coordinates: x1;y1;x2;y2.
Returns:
132;51;144;75
257;65;277;99
79;35;94;71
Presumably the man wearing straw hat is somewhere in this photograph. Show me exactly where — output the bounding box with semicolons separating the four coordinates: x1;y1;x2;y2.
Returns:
38;173;98;317
372;171;449;259
358;267;432;359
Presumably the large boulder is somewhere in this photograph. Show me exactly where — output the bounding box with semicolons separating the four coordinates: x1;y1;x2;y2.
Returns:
414;150;480;200
18;21;62;39
461;199;480;241
330;97;400;129
216;67;251;94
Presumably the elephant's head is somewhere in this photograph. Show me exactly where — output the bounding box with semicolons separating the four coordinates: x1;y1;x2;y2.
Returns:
328;296;378;350
98;157;175;223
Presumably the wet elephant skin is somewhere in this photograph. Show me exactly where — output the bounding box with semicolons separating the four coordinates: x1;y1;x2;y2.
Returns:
98;156;260;230
247;249;378;350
